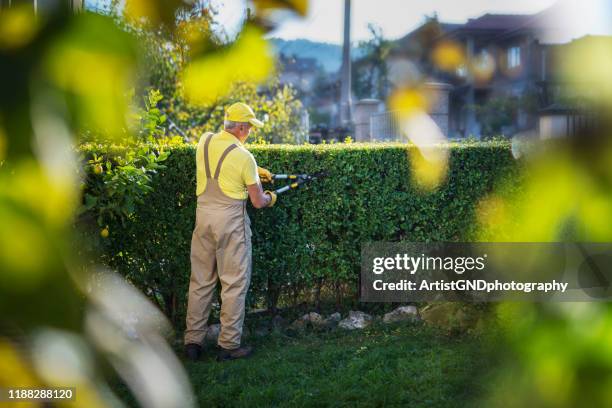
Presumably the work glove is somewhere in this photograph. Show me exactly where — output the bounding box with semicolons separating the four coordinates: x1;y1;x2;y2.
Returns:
264;190;277;207
258;167;274;184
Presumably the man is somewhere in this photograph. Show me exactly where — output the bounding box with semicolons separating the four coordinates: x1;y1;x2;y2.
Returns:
184;102;276;362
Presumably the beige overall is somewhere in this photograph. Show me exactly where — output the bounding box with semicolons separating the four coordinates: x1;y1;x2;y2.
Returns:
184;133;252;349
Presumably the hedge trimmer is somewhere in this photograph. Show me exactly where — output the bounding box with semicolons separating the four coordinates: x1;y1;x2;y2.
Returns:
268;172;328;195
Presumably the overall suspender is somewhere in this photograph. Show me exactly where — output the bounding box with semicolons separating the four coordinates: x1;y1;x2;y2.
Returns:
203;133;238;181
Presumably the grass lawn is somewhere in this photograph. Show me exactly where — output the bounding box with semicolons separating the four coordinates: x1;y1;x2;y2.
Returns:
115;320;495;407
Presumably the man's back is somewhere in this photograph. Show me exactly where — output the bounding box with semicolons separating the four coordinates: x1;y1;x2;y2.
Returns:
195;130;259;200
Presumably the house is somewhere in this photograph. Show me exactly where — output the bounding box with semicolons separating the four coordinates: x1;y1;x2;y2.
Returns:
386;4;606;138
387;17;462;83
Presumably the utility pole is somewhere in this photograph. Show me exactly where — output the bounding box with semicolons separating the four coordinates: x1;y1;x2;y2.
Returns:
339;0;353;130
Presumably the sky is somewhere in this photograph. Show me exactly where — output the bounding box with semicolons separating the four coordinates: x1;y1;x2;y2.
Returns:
212;0;612;44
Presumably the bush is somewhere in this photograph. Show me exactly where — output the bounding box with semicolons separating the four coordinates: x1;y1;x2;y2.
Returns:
79;141;519;328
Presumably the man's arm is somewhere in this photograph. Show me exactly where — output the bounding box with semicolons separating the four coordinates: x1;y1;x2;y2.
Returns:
247;183;273;209
244;153;276;208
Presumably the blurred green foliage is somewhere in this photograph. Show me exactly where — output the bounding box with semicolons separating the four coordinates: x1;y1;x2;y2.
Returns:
0;0;311;405
475;134;612;407
482;302;612;408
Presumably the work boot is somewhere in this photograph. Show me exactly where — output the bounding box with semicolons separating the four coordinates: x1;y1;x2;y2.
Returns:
185;343;202;362
216;345;253;362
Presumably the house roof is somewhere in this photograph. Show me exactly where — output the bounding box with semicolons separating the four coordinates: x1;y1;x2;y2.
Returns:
394;1;593;48
440;13;536;42
494;3;572;43
390;19;461;58
461;14;533;31
392;13;534;54
390;3;603;63
395;20;461;47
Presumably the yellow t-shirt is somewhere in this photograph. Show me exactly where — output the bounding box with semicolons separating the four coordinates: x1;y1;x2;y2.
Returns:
196;130;259;199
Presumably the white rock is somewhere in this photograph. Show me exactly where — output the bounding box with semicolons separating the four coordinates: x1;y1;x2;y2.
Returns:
326;312;341;322
338;311;372;330
383;306;419;324
302;312;324;325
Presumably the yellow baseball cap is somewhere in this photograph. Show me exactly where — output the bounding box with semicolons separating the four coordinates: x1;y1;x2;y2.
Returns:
225;102;264;128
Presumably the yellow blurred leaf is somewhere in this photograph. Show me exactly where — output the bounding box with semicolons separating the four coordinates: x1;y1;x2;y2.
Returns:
182;26;273;106
431;41;465;72
45;48;131;137
0;204;50;288
388;88;429;117
252;0;309;17
533;355;573;405
515;157;577;241
125;0;158;23
0;160;77;229
478;152;580;242
561;36;612;107
407;147;448;190
0;339;40;401
124;0;187;27
577;185;612;240
389;95;449;190
0;5;38;50
42;15;137;140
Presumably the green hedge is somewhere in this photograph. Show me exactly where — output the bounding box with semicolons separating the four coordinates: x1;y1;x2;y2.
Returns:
80;141;519;328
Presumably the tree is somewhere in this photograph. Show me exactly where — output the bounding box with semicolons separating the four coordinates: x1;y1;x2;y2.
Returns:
352;24;392;100
134;12;305;144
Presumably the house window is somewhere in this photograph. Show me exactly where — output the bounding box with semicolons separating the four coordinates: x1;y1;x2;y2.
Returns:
508;46;521;69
